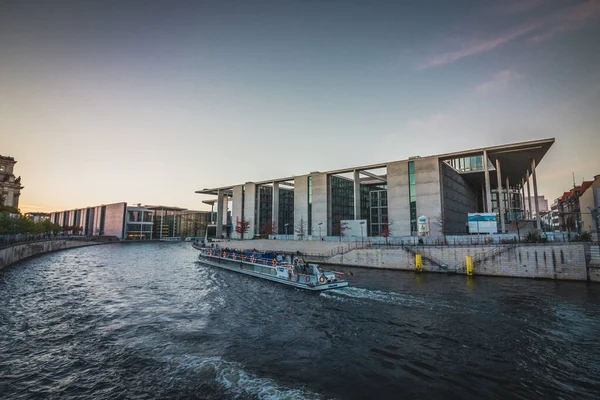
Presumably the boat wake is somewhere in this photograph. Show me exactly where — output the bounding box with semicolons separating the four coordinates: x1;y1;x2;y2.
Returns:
321;287;430;308
179;355;324;400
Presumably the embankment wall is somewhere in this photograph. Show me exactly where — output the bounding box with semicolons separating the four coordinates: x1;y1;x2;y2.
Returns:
326;244;590;281
0;240;98;269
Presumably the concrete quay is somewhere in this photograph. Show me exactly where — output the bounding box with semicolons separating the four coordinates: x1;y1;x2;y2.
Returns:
207;239;600;282
0;239;100;269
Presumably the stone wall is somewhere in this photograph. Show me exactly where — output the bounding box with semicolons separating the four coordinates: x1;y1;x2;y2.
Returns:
326;248;436;271
324;243;589;281
0;240;98;269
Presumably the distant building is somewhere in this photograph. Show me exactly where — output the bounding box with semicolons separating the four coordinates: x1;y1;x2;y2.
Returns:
524;195;549;218
24;212;50;223
47;202;212;240
553;178;598;234
0;155;24;209
145;205;212;239
48;202;131;239
579;175;600;237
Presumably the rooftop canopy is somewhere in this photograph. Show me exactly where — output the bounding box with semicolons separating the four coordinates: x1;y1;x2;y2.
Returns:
195;138;555;195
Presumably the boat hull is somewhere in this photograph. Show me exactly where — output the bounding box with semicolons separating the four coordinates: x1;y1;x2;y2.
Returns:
197;254;348;291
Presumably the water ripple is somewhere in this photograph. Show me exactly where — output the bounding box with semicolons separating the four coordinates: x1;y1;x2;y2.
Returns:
1;243;599;399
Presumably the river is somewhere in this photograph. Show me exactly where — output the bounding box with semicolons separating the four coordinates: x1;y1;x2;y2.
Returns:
1;242;599;399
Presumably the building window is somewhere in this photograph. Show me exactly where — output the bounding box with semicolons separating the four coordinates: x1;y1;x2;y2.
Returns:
409;161;417;233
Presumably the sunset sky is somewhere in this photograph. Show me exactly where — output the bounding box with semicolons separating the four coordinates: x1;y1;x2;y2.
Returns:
1;0;599;213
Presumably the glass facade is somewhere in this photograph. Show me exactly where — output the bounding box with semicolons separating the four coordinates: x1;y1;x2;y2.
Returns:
279;188;294;235
369;190;388;236
331;176;354;236
258;186;273;234
492;188;524;223
408;161;417;234
446;155;493;172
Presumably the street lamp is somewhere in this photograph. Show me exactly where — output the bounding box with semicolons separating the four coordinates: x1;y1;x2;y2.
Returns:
284;223;289;239
359;221;365;245
318;222;323;239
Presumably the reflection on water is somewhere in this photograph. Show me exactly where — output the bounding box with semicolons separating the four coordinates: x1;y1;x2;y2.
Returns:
1;242;599;399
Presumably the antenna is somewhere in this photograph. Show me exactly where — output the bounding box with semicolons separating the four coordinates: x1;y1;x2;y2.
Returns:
572;172;576;188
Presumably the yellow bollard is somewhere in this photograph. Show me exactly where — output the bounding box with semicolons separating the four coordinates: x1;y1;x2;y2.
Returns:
415;254;423;272
466;255;474;276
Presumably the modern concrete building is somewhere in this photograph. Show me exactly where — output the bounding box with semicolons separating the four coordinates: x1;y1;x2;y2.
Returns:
48;202;130;239
24;212;50;223
0;155;24;210
145;205;212;239
197;139;554;238
48;203;212;240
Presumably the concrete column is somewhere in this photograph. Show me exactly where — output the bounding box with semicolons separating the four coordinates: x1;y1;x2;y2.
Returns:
496;158;506;233
293;175;309;239
506;176;511;222
483;150;493;213
481;184;486;213
272;182;279;234
353;170;361;220
521;180;526;220
216;190;224;238
526;172;533;220
243;183;257;239
532;159;541;230
222;194;229;226
387;161;411;236
311;173;328;237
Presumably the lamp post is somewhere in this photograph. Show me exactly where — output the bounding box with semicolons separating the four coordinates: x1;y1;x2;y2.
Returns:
360;221;365;245
284;223;289;239
318;222;323;239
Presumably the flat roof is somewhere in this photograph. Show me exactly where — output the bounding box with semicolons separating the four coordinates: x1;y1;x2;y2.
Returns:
196;138;554;195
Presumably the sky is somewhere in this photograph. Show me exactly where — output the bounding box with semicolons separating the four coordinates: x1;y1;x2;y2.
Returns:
1;0;599;213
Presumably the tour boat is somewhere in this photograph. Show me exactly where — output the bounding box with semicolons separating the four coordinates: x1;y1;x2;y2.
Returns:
193;245;349;291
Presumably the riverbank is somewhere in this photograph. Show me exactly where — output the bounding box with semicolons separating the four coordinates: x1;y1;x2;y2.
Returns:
206;239;600;282
0;239;100;269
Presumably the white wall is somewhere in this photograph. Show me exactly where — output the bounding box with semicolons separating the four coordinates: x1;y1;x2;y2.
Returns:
387;160;411;236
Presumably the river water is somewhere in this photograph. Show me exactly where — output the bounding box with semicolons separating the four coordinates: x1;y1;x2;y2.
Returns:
1;243;599;399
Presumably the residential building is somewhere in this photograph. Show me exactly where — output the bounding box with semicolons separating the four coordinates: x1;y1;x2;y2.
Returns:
554;180;595;233
579;175;600;237
0;155;24;210
197;139;554;238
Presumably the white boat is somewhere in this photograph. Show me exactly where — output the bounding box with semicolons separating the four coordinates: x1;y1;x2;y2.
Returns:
193;245;349;291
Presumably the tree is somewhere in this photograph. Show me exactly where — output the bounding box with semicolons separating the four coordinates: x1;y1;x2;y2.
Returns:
339;220;350;242
381;224;391;245
295;216;307;240
235;217;250;239
260;220;276;235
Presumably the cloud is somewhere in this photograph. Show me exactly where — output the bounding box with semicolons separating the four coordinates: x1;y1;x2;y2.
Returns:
422;0;600;68
495;0;544;15
528;0;600;42
475;69;523;93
